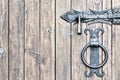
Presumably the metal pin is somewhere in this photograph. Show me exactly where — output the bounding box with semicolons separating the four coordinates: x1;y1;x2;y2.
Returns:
77;16;82;34
0;48;4;55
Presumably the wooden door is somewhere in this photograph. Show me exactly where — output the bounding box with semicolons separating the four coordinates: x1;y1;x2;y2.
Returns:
0;0;120;80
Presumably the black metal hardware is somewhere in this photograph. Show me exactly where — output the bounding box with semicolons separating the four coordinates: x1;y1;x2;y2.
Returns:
61;8;120;34
77;16;82;34
60;8;113;77
81;27;108;77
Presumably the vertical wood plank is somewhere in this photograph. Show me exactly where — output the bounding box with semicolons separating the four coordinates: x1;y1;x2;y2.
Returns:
71;0;87;80
56;0;71;80
86;0;103;80
9;0;25;80
103;0;112;80
25;0;40;80
112;0;120;80
0;0;8;80
40;0;55;80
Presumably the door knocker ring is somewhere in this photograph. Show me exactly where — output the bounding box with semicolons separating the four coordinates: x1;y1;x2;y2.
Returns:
81;27;108;77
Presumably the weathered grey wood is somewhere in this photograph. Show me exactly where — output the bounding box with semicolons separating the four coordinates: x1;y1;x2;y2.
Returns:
0;0;8;80
56;0;71;80
112;0;120;80
25;0;40;80
40;0;55;80
9;0;25;80
1;0;120;80
71;0;87;80
103;0;112;80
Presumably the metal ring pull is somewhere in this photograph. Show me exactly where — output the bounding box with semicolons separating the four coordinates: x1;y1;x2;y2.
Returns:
81;43;108;69
81;27;108;77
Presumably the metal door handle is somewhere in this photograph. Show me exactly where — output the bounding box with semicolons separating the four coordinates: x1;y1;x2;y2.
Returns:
81;43;108;69
81;27;108;77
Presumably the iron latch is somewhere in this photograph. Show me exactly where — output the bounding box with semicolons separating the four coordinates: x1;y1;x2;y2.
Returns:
60;8;115;77
61;8;120;34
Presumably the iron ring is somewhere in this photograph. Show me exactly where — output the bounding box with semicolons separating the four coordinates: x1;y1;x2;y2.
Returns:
81;43;108;69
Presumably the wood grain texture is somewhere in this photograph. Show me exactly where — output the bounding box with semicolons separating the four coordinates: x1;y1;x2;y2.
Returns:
0;0;8;80
71;0;87;80
25;0;40;80
112;0;120;80
103;0;112;80
56;0;71;80
40;0;55;80
0;0;120;80
9;0;25;80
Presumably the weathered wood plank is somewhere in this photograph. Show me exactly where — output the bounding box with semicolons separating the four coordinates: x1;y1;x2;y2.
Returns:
40;0;55;80
25;0;40;80
56;0;71;80
103;0;112;80
86;0;103;80
112;0;120;80
9;0;25;80
71;0;87;80
0;0;8;80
